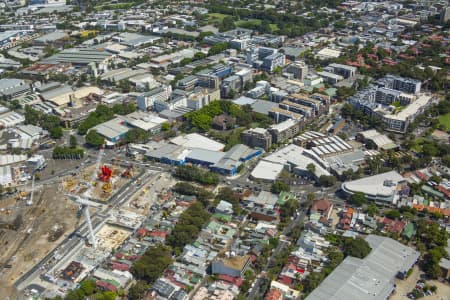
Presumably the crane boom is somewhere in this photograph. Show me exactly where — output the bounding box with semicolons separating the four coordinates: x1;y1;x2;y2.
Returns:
26;175;35;206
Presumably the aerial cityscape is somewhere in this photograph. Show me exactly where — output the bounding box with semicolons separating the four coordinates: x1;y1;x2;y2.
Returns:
0;0;449;299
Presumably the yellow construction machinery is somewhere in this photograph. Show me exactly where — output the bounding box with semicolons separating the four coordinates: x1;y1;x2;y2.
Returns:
102;182;112;194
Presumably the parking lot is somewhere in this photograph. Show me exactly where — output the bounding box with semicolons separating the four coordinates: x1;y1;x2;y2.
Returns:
391;266;450;300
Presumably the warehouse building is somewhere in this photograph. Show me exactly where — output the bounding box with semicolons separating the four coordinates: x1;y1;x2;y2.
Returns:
145;143;190;166
0;111;25;128
356;129;398;150
306;235;420;300
185;148;225;167
42;47;114;67
210;144;262;176
294;131;353;159
0;78;30;100
90;118;130;145
170;133;224;152
251;144;331;182
341;170;406;204
117;111;166;134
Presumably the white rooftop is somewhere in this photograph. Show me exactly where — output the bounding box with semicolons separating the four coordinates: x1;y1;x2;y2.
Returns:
269;119;298;133
342;170;404;199
306;235;420;300
170;133;224;152
250;160;284;181
385;94;433;121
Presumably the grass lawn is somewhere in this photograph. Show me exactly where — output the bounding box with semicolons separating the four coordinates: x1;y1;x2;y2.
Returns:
235;19;278;32
236;19;262;26
207;13;229;22
438;112;450;131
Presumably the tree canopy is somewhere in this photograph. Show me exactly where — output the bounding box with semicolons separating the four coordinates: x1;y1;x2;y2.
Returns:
174;165;219;185
166;202;210;252
216;186;241;214
78;103;136;135
85;130;105;148
24;105;63;139
349;192;366;207
131;244;172;282
271;180;290;194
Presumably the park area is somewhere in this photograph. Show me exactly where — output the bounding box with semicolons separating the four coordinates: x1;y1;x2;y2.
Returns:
438;112;450;131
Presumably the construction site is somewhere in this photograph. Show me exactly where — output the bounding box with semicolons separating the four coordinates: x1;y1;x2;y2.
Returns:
0;184;79;298
124;172;177;216
95;224;131;250
61;157;136;202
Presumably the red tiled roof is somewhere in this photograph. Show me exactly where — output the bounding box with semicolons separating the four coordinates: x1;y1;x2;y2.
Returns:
392;220;405;233
96;281;117;292
265;288;283;300
115;252;125;259
436;186;450;197
415;171;429;181
218;274;243;287
137;228;147;237
111;262;130;272
124;255;141;261
150;231;168;238
277;275;293;286
383;217;394;225
311;199;332;213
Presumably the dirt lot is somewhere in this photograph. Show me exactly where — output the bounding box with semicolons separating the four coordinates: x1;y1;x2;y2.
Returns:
124;172;176;216
0;186;78;298
391;266;450;300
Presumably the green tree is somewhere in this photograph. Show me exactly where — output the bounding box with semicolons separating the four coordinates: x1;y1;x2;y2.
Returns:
318;175;336;187
66;289;85;300
307;163;316;174
85;130;104;148
307;192;316;202
69;135;77;148
166;202;210;252
422;248;443;279
161;122;171;131
384;209;400;220
327;251;344;268
366;203;378;217
271;180;290;194
79;279;95;295
49;126;63;139
343;237;372;258
132;245;172;282
280;198;299;223
216;187;241;215
128;281;149;300
174;165;219;185
349;192;366;207
125;128;150;144
220;16;236;31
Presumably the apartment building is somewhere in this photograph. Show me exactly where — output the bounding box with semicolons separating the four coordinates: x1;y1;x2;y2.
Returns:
268;119;303;144
241;128;273;151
